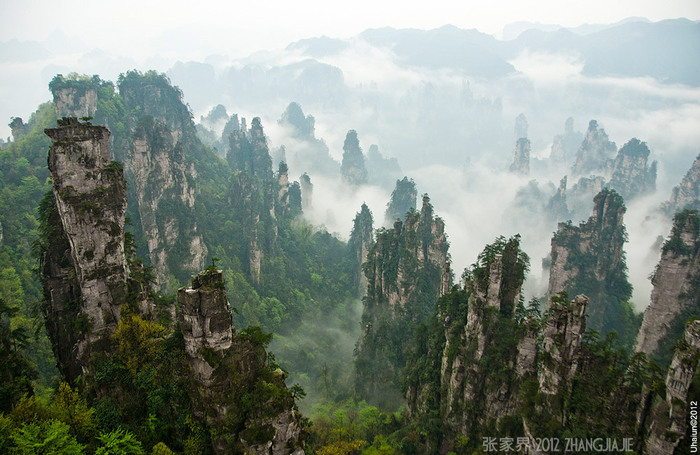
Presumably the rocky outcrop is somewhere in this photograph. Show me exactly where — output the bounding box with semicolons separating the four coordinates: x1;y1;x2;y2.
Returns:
9;117;27;141
436;237;530;436
178;268;234;385
665;154;700;214
549;117;583;165
299;173;313;211
546;189;638;347
43;118;129;378
539;294;588;396
571;120;617;177
385;176;417;225
280;102;315;139
278;102;338;176
608;138;657;201
228;117;274;181
643;320;700;455
178;268;306;455
366;144;403;189
349;203;374;298
635;210;700;366
50;75;98;119
545;176;570;222
340;130;368;186
276;162;290;216
354;195;448;407
509;137;531;175
128;117;208;291
514;113;528;142
49;72;209;291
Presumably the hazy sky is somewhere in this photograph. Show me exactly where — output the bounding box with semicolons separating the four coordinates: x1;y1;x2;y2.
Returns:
2;0;699;60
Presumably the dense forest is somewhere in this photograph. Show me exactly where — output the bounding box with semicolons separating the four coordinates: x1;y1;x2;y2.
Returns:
0;64;699;455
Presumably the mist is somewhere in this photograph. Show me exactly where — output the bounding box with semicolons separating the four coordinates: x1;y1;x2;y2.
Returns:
2;19;698;317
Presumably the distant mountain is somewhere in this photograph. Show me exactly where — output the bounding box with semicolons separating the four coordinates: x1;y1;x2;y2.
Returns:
360;25;515;77
286;35;350;57
284;19;700;85
508;18;700;85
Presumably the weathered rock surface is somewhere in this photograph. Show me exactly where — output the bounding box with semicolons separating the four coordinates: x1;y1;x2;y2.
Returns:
385;176;417;225
355;195;447;406
509;137;531;175
635;210;700;366
299;172;313;211
549;117;583;165
571;120;617;177
229;117;274;181
539;294;588;396
340;130;368;186
50;73;209;290
178;269;234;384
349;203;374;298
665;154;700;214
44;118;128;375
608;138;657;201
128;118;207;290
546;189;637;346
178;268;306;455
51;79;98;119
643;320;700;455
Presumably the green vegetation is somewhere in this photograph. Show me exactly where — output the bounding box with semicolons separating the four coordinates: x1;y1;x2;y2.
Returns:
553;188;641;349
4;70;699;455
354;197;448;409
385;177;417;223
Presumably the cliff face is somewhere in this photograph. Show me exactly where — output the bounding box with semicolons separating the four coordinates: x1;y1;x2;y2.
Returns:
277;102;339;176
228;117;274;181
41;118;305;454
635;210;700;366
643;320;700;455
571;120;617;177
50;76;98;119
538;294;587;397
354;196;448;407
385;176;417;224
429;236;530;441
49;73;209;291
127;116;207;290
43;118;129;379
299;173;313;211
340;130;368;186
608;138;657;201
349;203;374;298
177;269;306;455
549;117;583;165
509;137;531;175
665;154;700;214
546;188;638;347
403;235;602;453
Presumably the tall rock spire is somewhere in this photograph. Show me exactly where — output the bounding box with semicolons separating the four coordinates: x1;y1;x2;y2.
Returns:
43;117;129;380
